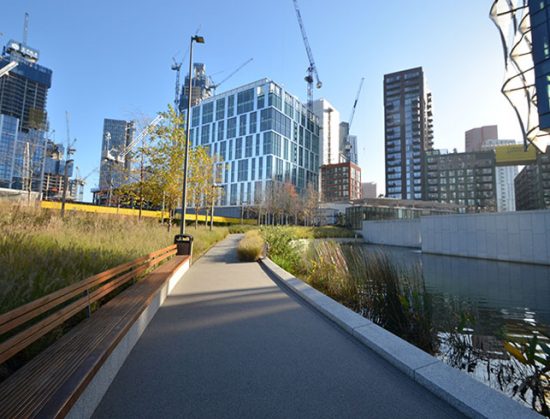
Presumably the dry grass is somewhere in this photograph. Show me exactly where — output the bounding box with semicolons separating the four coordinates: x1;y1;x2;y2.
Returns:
237;230;264;261
0;203;227;314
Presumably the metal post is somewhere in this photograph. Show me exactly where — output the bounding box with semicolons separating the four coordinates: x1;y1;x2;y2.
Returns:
180;37;195;236
180;35;204;235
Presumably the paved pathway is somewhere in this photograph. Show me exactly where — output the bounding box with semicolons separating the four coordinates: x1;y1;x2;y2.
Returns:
94;235;464;418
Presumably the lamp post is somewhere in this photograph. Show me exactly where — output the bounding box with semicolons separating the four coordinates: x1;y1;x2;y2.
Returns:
175;35;204;255
210;183;223;231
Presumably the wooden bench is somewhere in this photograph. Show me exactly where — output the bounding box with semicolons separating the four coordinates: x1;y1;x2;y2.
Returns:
0;245;190;418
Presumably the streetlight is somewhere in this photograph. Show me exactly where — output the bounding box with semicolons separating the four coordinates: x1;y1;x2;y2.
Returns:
175;34;204;255
210;183;223;231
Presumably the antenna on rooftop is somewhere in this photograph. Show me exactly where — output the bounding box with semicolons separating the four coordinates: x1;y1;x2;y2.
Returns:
23;12;29;45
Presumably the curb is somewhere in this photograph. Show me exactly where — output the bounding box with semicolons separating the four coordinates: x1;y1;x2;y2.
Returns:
260;257;540;419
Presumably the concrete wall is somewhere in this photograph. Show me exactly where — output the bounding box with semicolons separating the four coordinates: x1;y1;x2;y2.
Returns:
361;210;550;265
362;218;421;248
421;210;550;265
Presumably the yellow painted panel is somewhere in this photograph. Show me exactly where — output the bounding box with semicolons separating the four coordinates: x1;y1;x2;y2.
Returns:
39;201;255;224
495;144;537;166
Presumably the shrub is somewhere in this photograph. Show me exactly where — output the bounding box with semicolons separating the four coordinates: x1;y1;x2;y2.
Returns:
261;226;303;273
236;230;264;261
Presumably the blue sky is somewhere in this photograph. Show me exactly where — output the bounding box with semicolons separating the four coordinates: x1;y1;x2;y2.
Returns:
1;1;520;200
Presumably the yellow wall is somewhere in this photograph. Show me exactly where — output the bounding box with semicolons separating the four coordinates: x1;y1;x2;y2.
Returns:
40;201;256;224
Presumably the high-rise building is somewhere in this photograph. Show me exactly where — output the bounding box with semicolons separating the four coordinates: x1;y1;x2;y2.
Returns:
514;149;550;210
339;121;358;164
425;149;497;212
312;99;340;165
361;181;377;199
481;138;518;212
0;114;47;192
529;1;550;132
98;119;135;192
187;79;320;214
179;63;214;113
384;67;434;200
465;125;498;152
320;162;361;202
0;40;52;132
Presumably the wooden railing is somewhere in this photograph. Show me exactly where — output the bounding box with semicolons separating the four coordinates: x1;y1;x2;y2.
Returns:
0;244;177;365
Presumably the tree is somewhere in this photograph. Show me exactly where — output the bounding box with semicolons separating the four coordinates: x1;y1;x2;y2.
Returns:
302;182;320;226
144;105;186;231
188;146;216;229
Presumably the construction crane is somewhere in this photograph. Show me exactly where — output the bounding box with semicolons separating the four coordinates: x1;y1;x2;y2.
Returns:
0;61;18;78
343;78;365;162
106;114;164;164
292;0;322;111
171;58;182;111
206;58;254;94
74;166;99;202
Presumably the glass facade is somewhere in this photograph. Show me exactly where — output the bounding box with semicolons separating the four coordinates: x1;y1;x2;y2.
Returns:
384;67;433;200
0;114;47;192
187;79;320;207
98;119;135;191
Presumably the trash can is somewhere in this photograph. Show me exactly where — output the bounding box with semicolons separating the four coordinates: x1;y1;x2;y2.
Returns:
174;234;194;256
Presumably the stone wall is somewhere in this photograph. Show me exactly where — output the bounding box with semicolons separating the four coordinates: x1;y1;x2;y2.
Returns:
361;210;550;265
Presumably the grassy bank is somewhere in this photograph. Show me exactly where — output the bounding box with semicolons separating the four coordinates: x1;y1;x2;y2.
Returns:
0;204;227;315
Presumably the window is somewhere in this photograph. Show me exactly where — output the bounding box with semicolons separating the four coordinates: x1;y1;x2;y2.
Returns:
239;115;247;136
238;159;248;181
249;111;257;133
202;102;213;124
245;135;253;157
266;156;272;178
201;124;210;145
191;107;200;127
235;137;242;160
259;156;263;179
217;120;225;141
216;98;225;120
227;95;235;117
227;117;236;138
237;88;254;114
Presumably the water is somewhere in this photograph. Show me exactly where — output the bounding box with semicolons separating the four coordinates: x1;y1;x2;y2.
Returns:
361;244;550;338
360;244;550;413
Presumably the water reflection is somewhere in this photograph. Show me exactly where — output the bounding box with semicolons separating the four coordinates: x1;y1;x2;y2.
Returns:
361;245;550;337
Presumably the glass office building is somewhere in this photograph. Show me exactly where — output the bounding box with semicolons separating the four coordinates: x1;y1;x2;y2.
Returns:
98;119;135;191
0;113;47;192
188;78;320;208
384;67;434;200
0;40;52;132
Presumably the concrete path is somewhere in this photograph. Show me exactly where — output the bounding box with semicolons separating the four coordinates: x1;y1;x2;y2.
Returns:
94;235;464;418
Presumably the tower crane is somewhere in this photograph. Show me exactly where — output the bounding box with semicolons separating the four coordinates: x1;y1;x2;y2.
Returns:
206;58;254;94
292;0;322;111
106;114;164;164
171;59;182;111
74;166;99;202
0;61;18;78
343;78;365;162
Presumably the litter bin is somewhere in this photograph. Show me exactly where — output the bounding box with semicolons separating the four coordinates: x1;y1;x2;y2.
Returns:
174;234;194;256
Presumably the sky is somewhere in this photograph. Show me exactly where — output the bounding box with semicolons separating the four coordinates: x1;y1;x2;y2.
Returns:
1;1;521;201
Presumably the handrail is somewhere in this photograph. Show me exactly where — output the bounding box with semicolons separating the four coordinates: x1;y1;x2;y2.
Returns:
0;244;177;365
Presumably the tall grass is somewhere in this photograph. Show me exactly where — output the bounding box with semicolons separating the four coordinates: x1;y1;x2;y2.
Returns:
236;230;264;261
0;203;227;314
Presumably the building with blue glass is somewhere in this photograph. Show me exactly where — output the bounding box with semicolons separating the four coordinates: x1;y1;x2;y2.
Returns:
188;78;320;211
384;67;434;200
98;118;135;192
530;0;550;131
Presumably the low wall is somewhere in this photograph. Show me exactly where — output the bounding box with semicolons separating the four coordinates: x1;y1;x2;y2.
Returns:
361;210;550;265
422;210;550;265
361;218;421;248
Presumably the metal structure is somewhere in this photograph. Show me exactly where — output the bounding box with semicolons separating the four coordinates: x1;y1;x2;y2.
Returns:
343;78;364;161
74;166;99;202
61;112;76;217
292;0;322;110
0;61;18;78
106;114;163;164
171;59;182;112
490;0;549;153
207;58;253;94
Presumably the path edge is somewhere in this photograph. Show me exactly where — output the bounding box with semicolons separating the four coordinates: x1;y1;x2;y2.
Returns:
260;257;540;419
